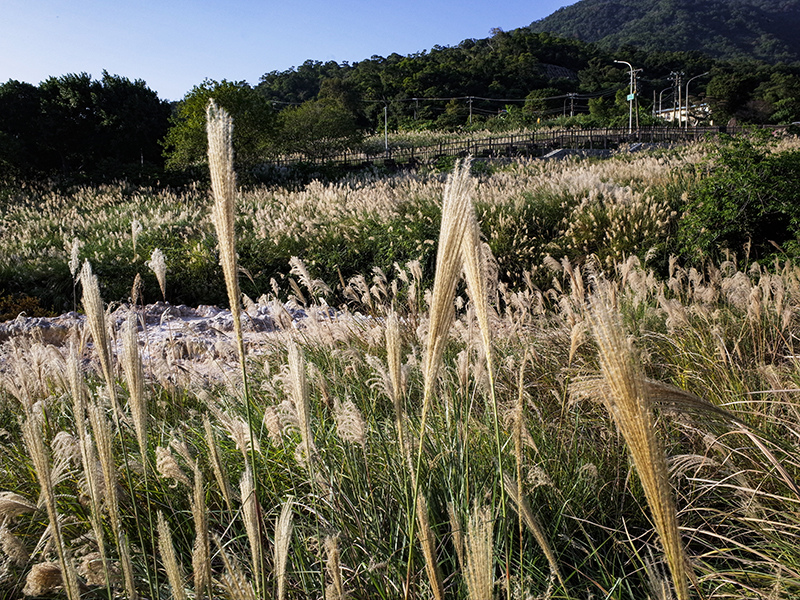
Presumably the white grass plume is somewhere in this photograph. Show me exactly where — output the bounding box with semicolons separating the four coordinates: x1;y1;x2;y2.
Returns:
275;498;294;600
158;511;188;600
578;281;691;600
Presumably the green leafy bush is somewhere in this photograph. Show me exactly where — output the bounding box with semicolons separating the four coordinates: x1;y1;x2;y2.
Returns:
679;134;800;261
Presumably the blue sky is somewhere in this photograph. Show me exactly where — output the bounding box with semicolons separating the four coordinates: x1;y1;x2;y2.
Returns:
1;0;579;101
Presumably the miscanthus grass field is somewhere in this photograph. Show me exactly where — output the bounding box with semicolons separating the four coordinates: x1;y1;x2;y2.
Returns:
2;109;800;600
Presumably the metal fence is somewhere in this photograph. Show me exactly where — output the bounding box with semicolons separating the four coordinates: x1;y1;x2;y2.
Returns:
270;125;744;167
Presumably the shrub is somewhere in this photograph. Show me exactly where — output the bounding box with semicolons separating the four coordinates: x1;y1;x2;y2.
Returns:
679;133;800;261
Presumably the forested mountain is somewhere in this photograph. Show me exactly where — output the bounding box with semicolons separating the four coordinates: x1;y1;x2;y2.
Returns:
529;0;800;64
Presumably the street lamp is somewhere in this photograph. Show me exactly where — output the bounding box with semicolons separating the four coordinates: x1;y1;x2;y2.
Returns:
614;60;640;134
684;71;710;129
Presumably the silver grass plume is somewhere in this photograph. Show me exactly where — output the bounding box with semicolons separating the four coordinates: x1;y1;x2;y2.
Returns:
158;512;188;600
206;99;243;351
275;498;294;600
288;342;316;465
421;159;475;417
415;493;444;600
240;467;263;590
464;505;493;600
80;261;119;414
325;534;345;600
0;492;36;519
121;313;147;456
191;463;211;600
579;281;691;600
146;248;167;300
21;408;81;600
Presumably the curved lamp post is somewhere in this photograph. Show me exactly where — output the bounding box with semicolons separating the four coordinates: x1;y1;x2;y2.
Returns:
684;72;710;129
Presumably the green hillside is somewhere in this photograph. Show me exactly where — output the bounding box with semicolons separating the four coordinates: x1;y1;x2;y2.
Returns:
529;0;800;63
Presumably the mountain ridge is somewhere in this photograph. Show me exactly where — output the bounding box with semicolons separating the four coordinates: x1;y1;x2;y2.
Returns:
529;0;800;63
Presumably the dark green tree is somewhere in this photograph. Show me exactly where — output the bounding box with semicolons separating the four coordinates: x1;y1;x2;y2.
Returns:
278;98;363;159
162;79;276;170
0;80;43;178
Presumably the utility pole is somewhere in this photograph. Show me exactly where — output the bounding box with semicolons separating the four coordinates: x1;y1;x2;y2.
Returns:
615;60;642;135
384;105;388;156
468;97;473;125
568;92;577;117
671;71;684;126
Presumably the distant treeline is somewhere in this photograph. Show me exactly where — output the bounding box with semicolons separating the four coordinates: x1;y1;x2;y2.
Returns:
3;29;800;182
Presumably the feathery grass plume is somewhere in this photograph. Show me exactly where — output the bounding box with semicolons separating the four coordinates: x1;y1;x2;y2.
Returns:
68;237;82;311
464;505;493;600
416;494;444;600
206;98;258;507
131;272;144;307
502;474;564;590
157;512;188;600
275;498;294;600
147;248;167;300
421;158;475;417
408;158;475;597
447;502;465;572
0;525;30;565
0;492;36;518
68;237;82;279
81;260;116;392
240;467;263;591
386;311;410;460
333;397;366;447
88;405;117;521
207;99;243;352
456;157;511;594
21;408;81;600
121;313;147;456
288;342;316;465
325;534;345;600
191;463;211;600
87;402;137;598
80;260;119;414
579;281;691;600
203;414;234;511
156;445;191;487
131;218;142;260
67;341;87;439
23;562;64;597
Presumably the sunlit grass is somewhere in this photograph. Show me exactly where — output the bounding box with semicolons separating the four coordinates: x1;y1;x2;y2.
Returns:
2;139;800;598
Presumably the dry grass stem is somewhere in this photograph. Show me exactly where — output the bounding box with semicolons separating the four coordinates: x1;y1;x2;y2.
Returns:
191;463;211;599
203;414;234;511
503;474;565;589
